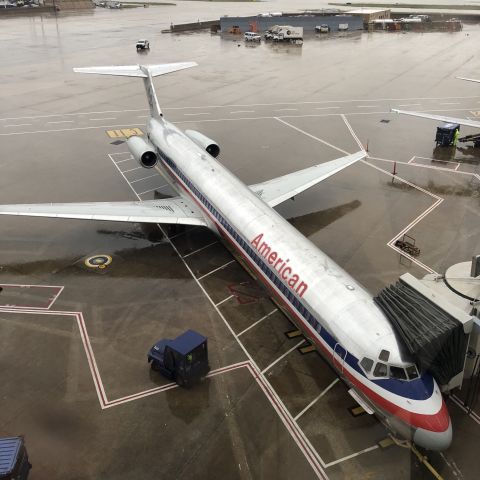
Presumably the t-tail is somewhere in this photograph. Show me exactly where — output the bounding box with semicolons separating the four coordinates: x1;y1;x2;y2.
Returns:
73;63;197;119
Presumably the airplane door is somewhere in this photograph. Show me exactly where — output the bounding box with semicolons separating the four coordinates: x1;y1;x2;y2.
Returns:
333;343;347;372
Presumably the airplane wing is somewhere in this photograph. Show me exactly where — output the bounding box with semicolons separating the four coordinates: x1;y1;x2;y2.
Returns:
456;76;480;84
391;109;480;129
0;197;207;226
249;151;366;207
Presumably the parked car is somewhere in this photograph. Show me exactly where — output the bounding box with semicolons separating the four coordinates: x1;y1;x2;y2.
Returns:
244;31;261;42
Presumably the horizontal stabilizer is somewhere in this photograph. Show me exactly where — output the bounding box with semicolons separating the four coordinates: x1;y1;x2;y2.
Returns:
391;109;480;129
0;198;206;226
249;150;366;207
73;62;198;78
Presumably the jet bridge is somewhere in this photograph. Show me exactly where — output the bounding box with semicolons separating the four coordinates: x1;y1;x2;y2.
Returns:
374;271;476;392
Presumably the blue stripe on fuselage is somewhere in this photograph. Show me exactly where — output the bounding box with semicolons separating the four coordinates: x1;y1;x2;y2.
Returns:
157;147;434;402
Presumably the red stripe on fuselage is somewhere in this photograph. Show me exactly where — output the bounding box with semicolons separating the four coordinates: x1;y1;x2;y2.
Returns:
158;155;450;434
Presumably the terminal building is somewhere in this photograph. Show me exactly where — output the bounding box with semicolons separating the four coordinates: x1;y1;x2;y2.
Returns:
220;11;364;34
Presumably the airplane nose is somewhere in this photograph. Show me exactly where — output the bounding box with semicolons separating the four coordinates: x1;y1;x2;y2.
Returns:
413;420;452;451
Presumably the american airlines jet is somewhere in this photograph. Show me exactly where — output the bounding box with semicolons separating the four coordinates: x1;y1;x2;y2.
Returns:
0;63;452;450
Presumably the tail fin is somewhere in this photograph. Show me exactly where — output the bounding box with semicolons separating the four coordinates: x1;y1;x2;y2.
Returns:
73;62;197;119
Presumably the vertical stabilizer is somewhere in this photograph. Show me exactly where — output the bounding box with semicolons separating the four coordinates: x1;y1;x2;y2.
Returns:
73;62;198;119
140;66;162;118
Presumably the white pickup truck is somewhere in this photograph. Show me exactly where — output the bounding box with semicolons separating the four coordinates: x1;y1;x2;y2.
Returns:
136;39;150;51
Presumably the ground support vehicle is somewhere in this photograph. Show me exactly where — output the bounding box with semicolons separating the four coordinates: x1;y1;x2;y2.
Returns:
264;25;303;43
315;24;330;33
0;437;31;480
435;123;460;146
148;330;210;387
136;39;150;50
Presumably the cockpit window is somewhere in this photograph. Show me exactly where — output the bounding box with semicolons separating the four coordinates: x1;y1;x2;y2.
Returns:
406;365;419;380
373;362;388;377
360;357;374;373
390;366;407;380
378;349;390;361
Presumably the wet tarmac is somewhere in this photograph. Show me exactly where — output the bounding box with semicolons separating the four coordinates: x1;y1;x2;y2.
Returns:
1;6;480;480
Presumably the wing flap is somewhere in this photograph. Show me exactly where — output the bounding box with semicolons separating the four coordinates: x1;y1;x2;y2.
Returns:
392;109;480;129
0;198;207;226
249;151;366;207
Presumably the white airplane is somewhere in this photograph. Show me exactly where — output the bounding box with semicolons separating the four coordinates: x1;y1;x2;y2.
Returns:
392;76;480;132
0;63;452;450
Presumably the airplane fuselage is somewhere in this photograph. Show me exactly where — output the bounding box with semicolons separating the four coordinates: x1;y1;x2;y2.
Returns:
147;117;452;450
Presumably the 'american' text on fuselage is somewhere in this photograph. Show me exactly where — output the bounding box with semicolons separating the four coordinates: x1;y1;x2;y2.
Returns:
250;233;308;297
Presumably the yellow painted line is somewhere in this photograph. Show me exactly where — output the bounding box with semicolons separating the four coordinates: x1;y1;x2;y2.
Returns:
106;127;143;138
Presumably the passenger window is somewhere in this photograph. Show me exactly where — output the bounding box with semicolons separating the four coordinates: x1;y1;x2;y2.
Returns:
373;362;388;377
360;357;374;373
390;366;407;380
406;365;419;380
379;349;390;361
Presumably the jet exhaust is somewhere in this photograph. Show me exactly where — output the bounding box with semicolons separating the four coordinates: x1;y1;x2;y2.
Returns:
127;135;158;168
184;130;220;158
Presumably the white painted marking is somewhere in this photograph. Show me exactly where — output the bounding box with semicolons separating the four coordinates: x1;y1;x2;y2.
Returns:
130;173;159;183
275;108;299;112
341;114;365;152
89;117;117;121
47;120;74;124
294;378;340;421
4;123;32;127
315;106;341;110
182;241;219;259
324;445;379;468
114;157;134;165
183;112;211;116
262;340;305;374
122;166;143;173
197;259;236;280
215;294;235;307
439;102;461;105
237;308;278;337
137;115;149;118
357;105;378;108
275;117;350;155
230;110;255;114
362;159;442;275
137;185;168;196
398;104;421;107
168;225;201;240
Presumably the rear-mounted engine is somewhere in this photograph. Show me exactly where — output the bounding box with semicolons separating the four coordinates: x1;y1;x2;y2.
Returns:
127;135;158;168
184;130;220;158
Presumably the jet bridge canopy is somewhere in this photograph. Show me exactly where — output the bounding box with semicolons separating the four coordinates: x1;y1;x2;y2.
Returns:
374;273;472;387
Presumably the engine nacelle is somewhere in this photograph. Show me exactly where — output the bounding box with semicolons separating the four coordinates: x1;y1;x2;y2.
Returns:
127;135;158;168
184;130;220;158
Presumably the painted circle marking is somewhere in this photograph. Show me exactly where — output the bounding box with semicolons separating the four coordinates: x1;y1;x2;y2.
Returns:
84;255;112;269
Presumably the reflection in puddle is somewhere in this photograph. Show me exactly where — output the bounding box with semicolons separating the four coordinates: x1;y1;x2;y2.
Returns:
287;200;361;237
